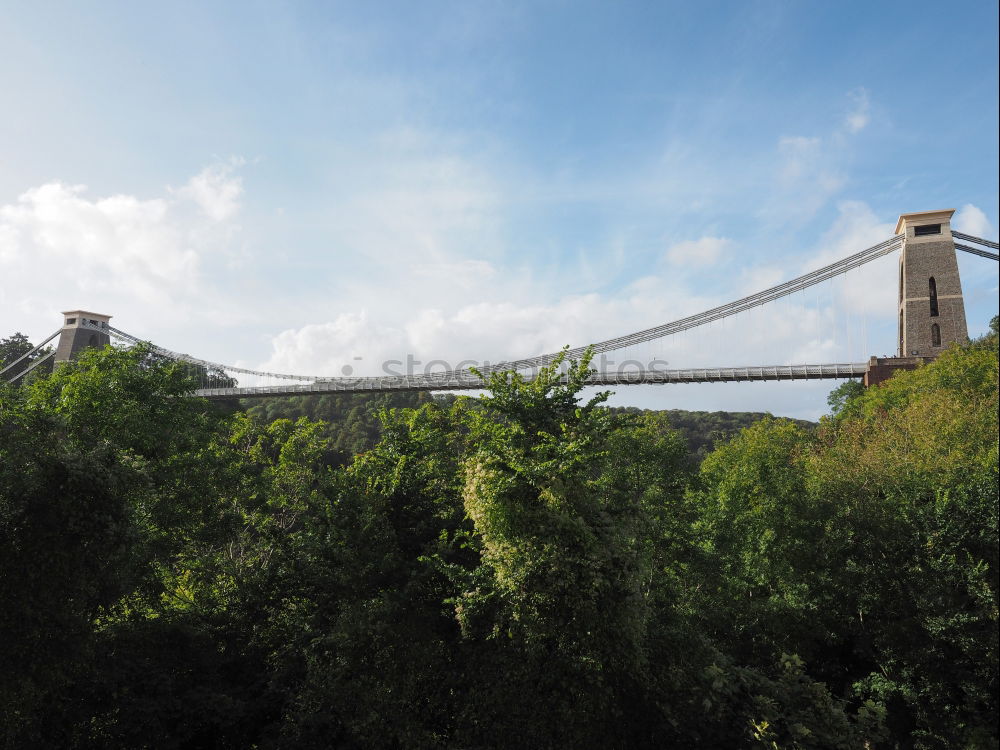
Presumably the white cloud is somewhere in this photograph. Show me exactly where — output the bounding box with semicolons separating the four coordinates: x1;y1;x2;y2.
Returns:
801;200;898;318
0;163;245;337
262;312;408;376
768;135;846;222
258;220;893;386
260;295;617;378
174;159;244;222
665;236;730;267
1;141;908;422
778;136;823;182
844;88;870;134
412;258;497;288
0;182;190;296
736;266;787;297
953;203;995;239
765;89;873;225
326;130;503;270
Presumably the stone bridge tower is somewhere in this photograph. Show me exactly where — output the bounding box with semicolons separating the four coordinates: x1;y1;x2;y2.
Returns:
896;209;968;357
54;310;112;362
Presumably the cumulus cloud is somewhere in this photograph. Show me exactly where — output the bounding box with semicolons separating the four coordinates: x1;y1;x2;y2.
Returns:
253;116;895;396
1;139;910;422
260;295;615;378
262;312;408;376
0;182;191;297
239;190;904;420
0;162;245;334
259;216;890;385
665;236;730;267
953;203;995;239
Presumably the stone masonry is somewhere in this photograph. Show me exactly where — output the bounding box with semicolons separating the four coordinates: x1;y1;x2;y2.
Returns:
896;209;968;357
54;310;112;362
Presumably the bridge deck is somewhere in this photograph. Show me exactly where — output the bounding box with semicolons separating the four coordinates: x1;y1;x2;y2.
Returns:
194;363;869;399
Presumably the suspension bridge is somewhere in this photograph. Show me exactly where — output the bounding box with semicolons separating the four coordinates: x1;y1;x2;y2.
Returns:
3;210;997;399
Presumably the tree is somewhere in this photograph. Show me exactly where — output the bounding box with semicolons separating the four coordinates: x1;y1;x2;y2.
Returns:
826;378;864;418
275;402;471;747
443;352;675;746
1;343;278;747
692;331;998;747
807;335;999;746
0;347;196;745
0;332;52;383
0;333;32;367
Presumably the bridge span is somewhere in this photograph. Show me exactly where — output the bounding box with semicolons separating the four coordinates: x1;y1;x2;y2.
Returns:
192;363;871;400
4;212;996;398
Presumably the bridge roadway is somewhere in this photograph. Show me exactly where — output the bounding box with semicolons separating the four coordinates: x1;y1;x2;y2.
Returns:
193;362;869;399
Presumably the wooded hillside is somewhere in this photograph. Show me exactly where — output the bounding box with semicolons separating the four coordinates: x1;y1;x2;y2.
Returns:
245;391;811;467
2;322;996;748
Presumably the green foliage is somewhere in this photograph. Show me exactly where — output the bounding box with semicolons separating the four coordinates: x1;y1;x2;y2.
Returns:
693;418;837;667
0;332;53;382
825;378;864;418
0;397;136;746
275;401;471;747
1;345;305;747
696;330;999;747
2;329;996;748
450;354;651;744
807;339;998;746
0;332;33;368
610;406;815;465
701;654;888;749
244;390;437;464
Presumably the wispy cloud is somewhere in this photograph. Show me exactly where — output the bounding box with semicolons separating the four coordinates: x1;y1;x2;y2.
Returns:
173;158;245;222
665;236;731;268
763;89;876;225
778;136;825;183
802;200;898;318
768;135;847;222
844;88;870;134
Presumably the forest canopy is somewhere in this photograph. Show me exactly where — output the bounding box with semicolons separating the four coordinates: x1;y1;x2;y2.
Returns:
1;324;997;749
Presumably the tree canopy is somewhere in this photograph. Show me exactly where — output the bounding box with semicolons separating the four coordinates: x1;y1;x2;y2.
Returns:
1;331;996;748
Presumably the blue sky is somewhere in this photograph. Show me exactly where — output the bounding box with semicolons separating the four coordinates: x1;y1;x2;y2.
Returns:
2;0;997;418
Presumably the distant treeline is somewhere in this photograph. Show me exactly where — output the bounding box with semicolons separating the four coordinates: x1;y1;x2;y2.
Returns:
1;319;997;748
245;391;814;468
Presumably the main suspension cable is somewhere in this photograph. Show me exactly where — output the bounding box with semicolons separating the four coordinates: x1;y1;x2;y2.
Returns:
953;231;1000;250
6;349;56;383
955;243;1000;261
0;328;61;379
431;234;903;378
105;325;319;381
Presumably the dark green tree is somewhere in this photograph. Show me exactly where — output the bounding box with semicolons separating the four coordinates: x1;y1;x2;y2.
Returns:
0;391;137;747
826;378;864;418
0;332;53;383
274;401;471;748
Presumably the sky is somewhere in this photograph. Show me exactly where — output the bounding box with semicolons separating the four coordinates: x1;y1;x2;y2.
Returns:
2;0;997;419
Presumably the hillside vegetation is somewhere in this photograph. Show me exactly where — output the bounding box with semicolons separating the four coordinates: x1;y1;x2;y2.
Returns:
245;391;808;467
1;324;996;748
